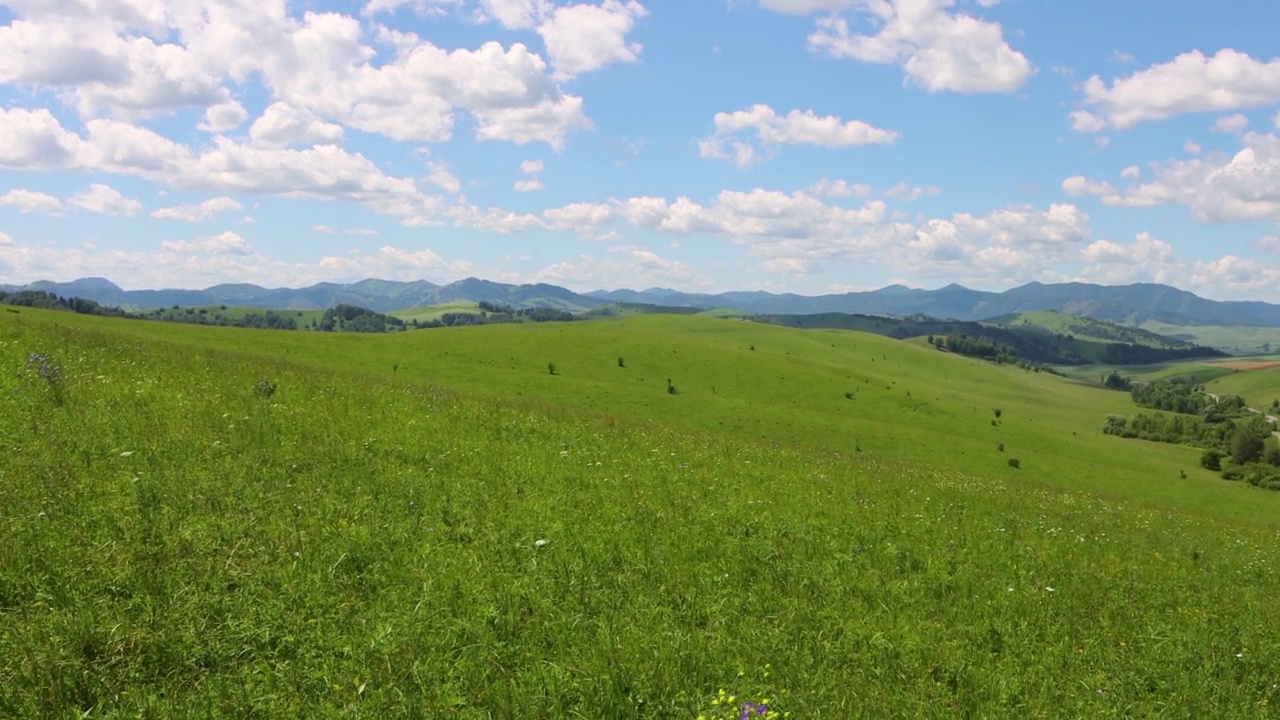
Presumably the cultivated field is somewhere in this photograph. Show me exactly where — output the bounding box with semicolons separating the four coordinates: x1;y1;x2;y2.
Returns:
4;309;1280;716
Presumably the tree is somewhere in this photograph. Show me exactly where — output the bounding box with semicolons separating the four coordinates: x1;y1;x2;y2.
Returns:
1230;426;1266;465
1265;438;1280;467
1201;449;1223;471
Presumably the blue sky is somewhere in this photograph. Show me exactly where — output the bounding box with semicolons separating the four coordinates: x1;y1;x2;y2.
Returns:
1;0;1279;299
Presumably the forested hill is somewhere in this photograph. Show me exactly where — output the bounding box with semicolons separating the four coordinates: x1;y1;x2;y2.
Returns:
752;312;1228;367
7;276;1280;327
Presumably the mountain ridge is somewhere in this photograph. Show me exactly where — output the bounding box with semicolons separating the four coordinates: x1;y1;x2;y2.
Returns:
6;276;1280;327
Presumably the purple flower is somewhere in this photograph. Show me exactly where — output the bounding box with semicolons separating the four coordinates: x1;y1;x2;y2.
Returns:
739;701;768;720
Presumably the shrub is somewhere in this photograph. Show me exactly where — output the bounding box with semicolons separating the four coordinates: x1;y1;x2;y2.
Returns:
844;391;854;400
1221;469;1244;481
997;443;1004;453
547;362;557;376
993;408;1003;419
617;357;626;368
1007;458;1021;469
1200;449;1223;471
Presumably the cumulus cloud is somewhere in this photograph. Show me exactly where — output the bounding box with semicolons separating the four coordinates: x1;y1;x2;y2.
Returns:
700;104;898;168
520;159;545;174
0;189;65;215
883;182;940;201
1077;230;1280;296
513;178;544;192
67;184;143;215
1073;50;1280;131
1212;113;1250;134
534;243;709;291
0;1;592;149
0;109;446;226
161;230;255;256
806;179;872;198
151;197;245;221
799;0;1033;93
1061;132;1280;222
537;1;648;80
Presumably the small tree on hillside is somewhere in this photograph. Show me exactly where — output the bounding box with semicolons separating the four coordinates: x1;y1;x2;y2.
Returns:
1201;449;1224;471
1231;426;1266;465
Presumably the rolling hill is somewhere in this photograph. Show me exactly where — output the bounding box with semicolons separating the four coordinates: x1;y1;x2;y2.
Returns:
6;307;1280;716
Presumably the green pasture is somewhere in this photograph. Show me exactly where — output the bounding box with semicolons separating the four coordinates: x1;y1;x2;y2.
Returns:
388;301;483;322
7;309;1280;716
1139;322;1280;354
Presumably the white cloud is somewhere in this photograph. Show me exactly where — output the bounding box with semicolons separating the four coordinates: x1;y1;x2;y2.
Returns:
477;0;547;30
1212;113;1250;134
700;104;898;168
537;1;648;80
426;162;462;194
0;189;65;215
1251;234;1280;253
803;0;1033;93
520;159;545;174
363;0;464;16
151;197;245;221
161;231;255;256
883;182;940;201
534;244;710;291
199;100;249;133
0;108;83;168
0;2;591;149
313;224;334;233
543;202;614;235
513;178;544;192
67;183;142;215
806;178;872;198
0;109;447;226
1184;141;1202;154
447;203;544;232
248;102;345;146
1065;132;1280;222
1075;50;1280;131
1080;233;1280;297
758;0;858;13
0;231;12;246
345;228;379;236
1069;110;1106;133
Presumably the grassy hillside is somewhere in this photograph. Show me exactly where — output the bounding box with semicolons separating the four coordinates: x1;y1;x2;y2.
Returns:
7;309;1280;716
389;301;483;322
755;311;1223;367
1141;321;1280;354
5;308;1275;524
991;310;1189;348
1209;364;1280;410
149;305;328;325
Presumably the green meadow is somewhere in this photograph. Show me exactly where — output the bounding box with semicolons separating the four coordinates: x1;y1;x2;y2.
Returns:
1211;365;1280;411
1140;322;1280;354
389;301;484;323
5;307;1280;717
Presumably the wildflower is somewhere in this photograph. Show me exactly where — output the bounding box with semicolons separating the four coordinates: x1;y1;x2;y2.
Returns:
120;451;135;457
534;539;548;548
739;701;769;719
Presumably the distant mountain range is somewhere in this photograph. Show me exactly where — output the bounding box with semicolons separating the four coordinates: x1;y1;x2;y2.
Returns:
5;276;1280;327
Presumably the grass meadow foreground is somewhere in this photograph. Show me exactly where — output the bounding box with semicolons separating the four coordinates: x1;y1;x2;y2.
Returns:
4;311;1280;717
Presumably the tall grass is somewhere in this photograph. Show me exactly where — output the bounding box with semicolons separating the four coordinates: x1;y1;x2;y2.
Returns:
3;316;1280;716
